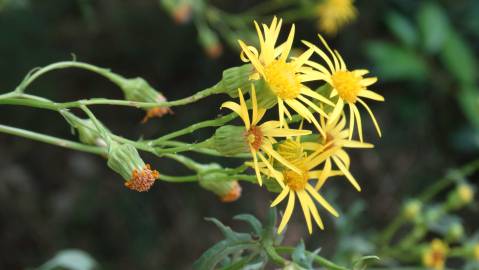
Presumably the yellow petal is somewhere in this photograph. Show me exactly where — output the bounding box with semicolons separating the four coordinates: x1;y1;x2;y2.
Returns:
332;156;361;191
358;89;384;101
351;103;363;142
303;191;324;230
280;24;295;61
306;184;339;217
357;98;382;137
277;191;295;234
271;186;290;207
297;190;313;234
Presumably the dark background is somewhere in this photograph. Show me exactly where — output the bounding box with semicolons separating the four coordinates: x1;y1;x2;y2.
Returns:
0;0;478;269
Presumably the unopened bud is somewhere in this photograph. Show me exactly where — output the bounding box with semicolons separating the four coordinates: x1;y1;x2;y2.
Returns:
217;65;253;98
212;125;249;156
198;26;223;59
107;143;159;192
447;183;475;210
198;164;241;202
446;222;464;242
254;79;279;109
172;2;192;24
402;200;422;221
77;118;108;147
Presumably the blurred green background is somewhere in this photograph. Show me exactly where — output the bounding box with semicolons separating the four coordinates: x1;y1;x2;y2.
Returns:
0;0;478;269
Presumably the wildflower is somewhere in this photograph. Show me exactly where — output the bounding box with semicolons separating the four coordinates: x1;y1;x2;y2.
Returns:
107;143;160;192
305;104;374;191
238;17;334;135
221;85;311;186
474;244;479;261
259;138;340;234
447;183;475;209
303;35;384;141
422;239;448;270
315;0;357;35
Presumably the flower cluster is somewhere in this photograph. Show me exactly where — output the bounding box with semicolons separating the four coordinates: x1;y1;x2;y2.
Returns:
219;17;384;234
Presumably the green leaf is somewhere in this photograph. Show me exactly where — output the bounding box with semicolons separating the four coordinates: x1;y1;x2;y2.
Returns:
291;240;315;269
440;31;477;85
37;250;97;270
417;1;450;53
366;41;428;81
193;241;258;270
457;85;479;129
352;255;380;270
386;12;418;47
233;214;263;236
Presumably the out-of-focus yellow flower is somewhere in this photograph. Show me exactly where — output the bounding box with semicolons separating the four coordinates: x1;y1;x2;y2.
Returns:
304;104;373;191
257;137;340;234
303;36;384;142
221;85;311;186
238;17;334;135
457;184;474;204
474;244;479;261
423;239;448;270
315;0;357;35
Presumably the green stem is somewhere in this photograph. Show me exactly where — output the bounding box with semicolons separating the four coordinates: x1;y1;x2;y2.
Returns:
151;112;237;144
159;174;198;183
0;124;106;155
275;246;348;270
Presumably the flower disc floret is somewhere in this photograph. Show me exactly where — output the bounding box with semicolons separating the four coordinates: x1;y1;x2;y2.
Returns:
264;60;302;100
331;70;362;103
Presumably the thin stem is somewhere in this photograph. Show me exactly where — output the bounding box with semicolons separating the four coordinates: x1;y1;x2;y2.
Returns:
158;174;198;183
275;246;349;270
151;112;237;144
0;124;106;155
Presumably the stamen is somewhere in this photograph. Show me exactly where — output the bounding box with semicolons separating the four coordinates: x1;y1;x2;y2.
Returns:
331;70;362;103
264;60;302;100
125;164;160;192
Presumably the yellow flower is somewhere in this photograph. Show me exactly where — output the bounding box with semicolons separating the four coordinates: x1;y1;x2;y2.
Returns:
258;137;341;234
304;104;374;191
303;35;384;142
238;17;334;135
221;85;311;186
315;0;357;35
474;244;479;261
423;239;448;270
457;184;474;204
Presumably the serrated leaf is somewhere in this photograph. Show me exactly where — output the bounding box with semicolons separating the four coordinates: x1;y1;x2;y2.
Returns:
193;241;258;270
205;217;252;242
417;1;450;53
291;240;314;269
366;41;428;82
233;214;262;236
386;12;418;47
440;31;477;85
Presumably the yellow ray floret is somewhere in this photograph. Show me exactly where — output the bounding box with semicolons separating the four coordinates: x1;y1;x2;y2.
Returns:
302;35;384;142
258;137;342;234
238;17;334;136
315;0;357;35
304;104;374;192
221;85;311;186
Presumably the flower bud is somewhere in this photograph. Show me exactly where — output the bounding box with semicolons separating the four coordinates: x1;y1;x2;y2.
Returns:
218;64;254;98
76;118;108;147
402;200;422;221
447;183;475;210
422;239;448;270
198;164;242;202
198;26;223;59
211;125;249;156
160;0;192;24
107;74;172;122
254;79;278;109
446;222;464;242
107;143;159;192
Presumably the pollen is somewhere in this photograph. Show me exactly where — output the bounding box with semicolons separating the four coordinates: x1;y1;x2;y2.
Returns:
332;70;362;103
284;168;309;191
142;106;173;123
246;126;263;150
264;60;302;100
125;164;160;192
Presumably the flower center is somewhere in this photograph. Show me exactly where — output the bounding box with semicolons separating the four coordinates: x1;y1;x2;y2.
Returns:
331;70;362;103
277;139;305;166
264;60;302;100
283;168;309;191
321;132;336;151
246;126;263;150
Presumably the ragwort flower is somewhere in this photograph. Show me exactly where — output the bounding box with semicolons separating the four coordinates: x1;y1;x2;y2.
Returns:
221;85;311;186
257;137;341;234
423;239;448;270
315;0;357;35
238;17;334;135
303;35;384;142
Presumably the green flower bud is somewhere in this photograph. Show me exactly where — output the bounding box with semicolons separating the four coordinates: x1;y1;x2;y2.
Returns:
198;164;241;202
76;118;108;147
107;143;159;192
107;74;172;122
212;125;249;156
218;64;254;98
446;222;464;242
424;206;444;224
446;183;475;210
255;79;278;109
402;199;422;221
198;26;222;59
